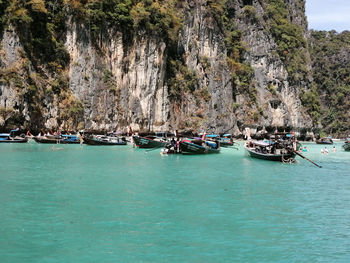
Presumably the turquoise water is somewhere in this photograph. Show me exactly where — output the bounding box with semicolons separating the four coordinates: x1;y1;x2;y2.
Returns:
0;141;349;262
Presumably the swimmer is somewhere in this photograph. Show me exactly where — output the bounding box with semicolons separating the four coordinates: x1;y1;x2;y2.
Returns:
324;147;329;154
51;145;64;151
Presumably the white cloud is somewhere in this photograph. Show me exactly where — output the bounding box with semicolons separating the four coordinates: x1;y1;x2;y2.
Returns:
306;0;350;32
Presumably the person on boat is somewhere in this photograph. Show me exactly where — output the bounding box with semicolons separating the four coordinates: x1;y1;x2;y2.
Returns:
292;138;297;151
170;137;177;152
26;130;33;137
171;137;176;147
176;138;180;153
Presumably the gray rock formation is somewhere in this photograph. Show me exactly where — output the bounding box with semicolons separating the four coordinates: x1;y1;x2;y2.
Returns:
0;0;315;136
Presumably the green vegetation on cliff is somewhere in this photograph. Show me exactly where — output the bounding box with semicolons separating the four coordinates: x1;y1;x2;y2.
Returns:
0;0;82;130
64;0;182;43
309;30;350;135
3;0;69;68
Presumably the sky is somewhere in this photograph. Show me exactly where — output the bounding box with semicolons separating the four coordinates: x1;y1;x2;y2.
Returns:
306;0;350;32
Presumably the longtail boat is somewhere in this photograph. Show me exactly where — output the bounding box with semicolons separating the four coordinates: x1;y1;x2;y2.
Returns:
84;135;127;146
0;132;28;143
132;135;168;148
179;139;220;154
204;134;235;148
245;140;296;162
218;134;235;147
343;140;350;151
34;134;80;144
316;137;333;144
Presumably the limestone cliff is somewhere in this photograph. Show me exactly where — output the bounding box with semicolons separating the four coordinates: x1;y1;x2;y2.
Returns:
0;0;320;135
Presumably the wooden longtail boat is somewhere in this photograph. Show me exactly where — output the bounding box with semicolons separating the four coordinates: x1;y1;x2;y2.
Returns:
245;140;296;162
316;137;333;144
84;135;127;146
218;137;234;147
132;135;168;148
343;140;350;151
204;134;235;148
179;139;220;154
34;135;80;144
0;133;28;143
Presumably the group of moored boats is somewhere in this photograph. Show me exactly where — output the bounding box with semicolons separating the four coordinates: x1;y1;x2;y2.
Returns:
1;129;349;166
0;131;127;146
0;129;29;143
133;134;229;154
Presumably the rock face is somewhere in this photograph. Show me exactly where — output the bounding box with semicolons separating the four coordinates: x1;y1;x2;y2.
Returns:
0;0;315;135
65;20;169;132
234;0;311;129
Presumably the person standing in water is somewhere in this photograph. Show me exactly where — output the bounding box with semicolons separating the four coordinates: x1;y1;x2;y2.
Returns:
324;147;329;154
78;132;84;146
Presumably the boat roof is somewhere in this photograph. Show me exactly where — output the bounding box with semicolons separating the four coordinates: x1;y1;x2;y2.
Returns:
250;140;273;147
206;134;219;138
223;134;231;137
62;134;78;138
0;133;10;136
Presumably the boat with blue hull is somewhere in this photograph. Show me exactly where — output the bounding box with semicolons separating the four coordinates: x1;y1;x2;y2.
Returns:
0;133;28;143
179;139;220;154
203;134;235;147
0;129;28;143
34;134;80;144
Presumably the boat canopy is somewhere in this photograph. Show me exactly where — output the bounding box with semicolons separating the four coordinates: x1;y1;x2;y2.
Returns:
62;135;78;139
206;134;219;138
251;140;273;147
223;134;231;137
0;133;10;137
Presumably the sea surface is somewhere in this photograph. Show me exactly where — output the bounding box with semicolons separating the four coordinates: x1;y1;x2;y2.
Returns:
0;141;349;263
